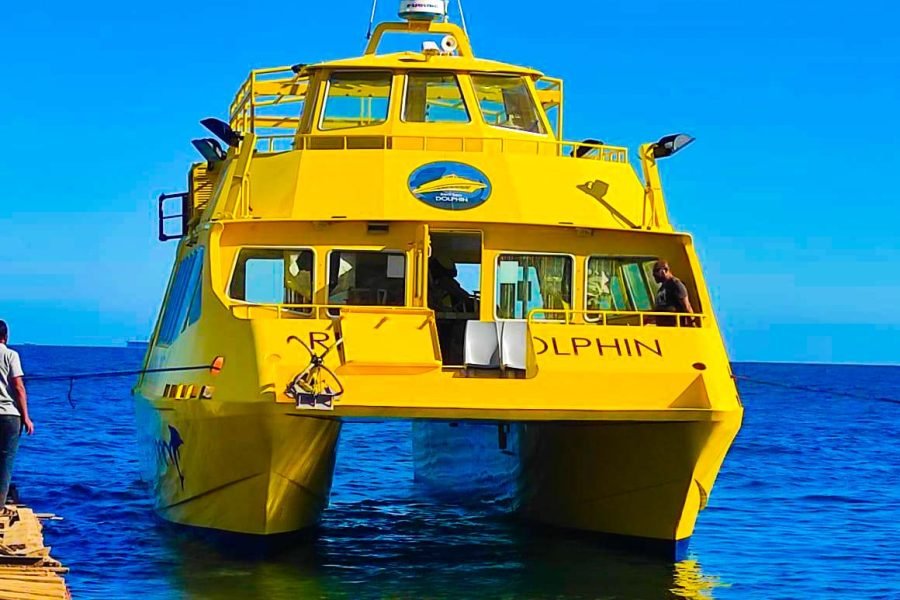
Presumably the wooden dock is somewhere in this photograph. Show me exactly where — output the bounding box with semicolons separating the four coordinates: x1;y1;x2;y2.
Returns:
0;506;69;599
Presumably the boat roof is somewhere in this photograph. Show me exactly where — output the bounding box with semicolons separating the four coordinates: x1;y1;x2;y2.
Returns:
305;52;544;78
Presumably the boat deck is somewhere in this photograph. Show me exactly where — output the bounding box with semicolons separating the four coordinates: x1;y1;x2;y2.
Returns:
0;506;69;599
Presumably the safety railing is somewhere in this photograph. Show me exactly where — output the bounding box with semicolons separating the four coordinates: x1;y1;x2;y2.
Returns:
229;66;308;137
526;308;706;328
230;303;435;320
254;133;628;163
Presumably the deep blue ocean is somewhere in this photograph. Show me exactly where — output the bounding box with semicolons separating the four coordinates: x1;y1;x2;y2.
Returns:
11;346;900;599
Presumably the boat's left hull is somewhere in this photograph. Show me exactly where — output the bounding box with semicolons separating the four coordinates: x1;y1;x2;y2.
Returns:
133;397;341;535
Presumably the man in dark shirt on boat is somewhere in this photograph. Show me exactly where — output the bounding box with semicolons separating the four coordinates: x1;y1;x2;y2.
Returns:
652;260;694;326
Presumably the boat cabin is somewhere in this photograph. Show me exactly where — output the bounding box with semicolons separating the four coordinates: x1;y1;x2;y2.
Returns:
157;21;705;370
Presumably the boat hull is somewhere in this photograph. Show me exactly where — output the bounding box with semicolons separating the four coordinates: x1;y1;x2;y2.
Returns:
133;396;341;535
413;413;742;558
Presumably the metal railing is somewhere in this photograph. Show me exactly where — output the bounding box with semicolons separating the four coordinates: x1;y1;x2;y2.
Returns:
229;66;308;136
230;303;435;320
527;308;705;328
228;303;701;328
254;133;628;163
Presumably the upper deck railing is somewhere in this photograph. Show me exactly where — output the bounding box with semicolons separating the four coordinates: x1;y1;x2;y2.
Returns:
526;308;705;328
229;66;307;138
226;67;626;163
252;133;629;163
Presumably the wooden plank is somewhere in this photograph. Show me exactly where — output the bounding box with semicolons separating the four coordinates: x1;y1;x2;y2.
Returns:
0;505;69;599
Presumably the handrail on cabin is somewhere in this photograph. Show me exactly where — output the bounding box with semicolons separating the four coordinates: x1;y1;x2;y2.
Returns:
526;308;705;328
253;133;628;162
228;303;702;328
230;303;436;320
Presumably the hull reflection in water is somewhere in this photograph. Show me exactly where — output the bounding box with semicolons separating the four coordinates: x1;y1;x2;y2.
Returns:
163;497;725;600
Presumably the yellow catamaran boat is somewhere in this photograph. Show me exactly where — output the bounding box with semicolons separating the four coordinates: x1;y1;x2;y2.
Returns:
135;1;743;559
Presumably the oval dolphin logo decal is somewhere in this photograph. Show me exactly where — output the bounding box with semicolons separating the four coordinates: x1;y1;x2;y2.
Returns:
408;161;492;210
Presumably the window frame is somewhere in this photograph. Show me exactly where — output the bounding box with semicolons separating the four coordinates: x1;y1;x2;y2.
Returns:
225;246;318;307
584;255;659;321
325;248;410;308
317;70;394;132
471;74;548;136
157;247;205;347
401;71;471;125
493;251;575;322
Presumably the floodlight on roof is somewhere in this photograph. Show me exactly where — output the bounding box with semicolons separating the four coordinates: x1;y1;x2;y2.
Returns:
200;118;243;148
191;138;226;163
651;134;695;159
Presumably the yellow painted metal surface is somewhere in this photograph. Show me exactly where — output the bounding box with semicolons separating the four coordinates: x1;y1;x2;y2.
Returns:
137;17;743;549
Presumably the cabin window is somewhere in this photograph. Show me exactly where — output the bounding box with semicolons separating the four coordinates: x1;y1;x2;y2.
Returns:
328;250;406;306
229;249;314;307
157;248;205;346
403;72;470;123
472;75;545;134
320;71;392;131
495;254;572;320
586;257;657;313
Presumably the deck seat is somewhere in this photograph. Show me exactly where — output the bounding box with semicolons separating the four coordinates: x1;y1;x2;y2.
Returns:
499;321;527;371
464;321;501;368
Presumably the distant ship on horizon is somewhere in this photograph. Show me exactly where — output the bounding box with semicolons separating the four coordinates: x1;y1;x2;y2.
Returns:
126;340;149;350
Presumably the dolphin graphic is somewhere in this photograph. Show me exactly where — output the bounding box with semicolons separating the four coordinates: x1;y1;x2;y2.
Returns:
166;425;186;491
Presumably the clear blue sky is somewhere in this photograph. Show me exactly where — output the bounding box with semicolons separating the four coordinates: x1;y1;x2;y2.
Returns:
1;1;897;363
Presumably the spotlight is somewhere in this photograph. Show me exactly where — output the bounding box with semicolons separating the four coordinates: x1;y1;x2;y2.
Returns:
191;138;226;163
200;118;243;148
651;134;695;158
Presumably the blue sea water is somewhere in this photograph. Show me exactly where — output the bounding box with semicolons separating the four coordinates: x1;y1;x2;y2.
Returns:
10;346;900;599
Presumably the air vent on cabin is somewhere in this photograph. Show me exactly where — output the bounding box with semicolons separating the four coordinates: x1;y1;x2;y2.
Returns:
367;222;390;234
189;163;214;221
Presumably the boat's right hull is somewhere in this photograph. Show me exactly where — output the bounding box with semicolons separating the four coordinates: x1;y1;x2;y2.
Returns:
413;412;741;558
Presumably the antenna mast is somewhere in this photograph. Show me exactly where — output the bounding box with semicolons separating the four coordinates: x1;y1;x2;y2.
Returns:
456;0;469;36
366;0;379;40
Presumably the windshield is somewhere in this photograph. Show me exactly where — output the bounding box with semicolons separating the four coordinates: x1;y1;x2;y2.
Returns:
320;71;392;131
472;75;545;134
404;72;470;123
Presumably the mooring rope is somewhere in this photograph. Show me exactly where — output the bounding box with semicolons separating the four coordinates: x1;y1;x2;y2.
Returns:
733;374;900;406
25;359;223;408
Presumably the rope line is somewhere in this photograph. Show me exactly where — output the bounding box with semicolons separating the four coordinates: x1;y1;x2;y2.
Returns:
25;361;223;408
733;375;900;406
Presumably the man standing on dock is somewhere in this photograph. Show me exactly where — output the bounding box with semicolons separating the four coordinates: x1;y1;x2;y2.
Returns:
0;320;33;514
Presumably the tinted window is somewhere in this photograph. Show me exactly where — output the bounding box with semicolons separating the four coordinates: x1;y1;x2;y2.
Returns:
328;251;406;306
495;254;572;320
229;249;314;306
158;248;204;346
586;257;657;313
